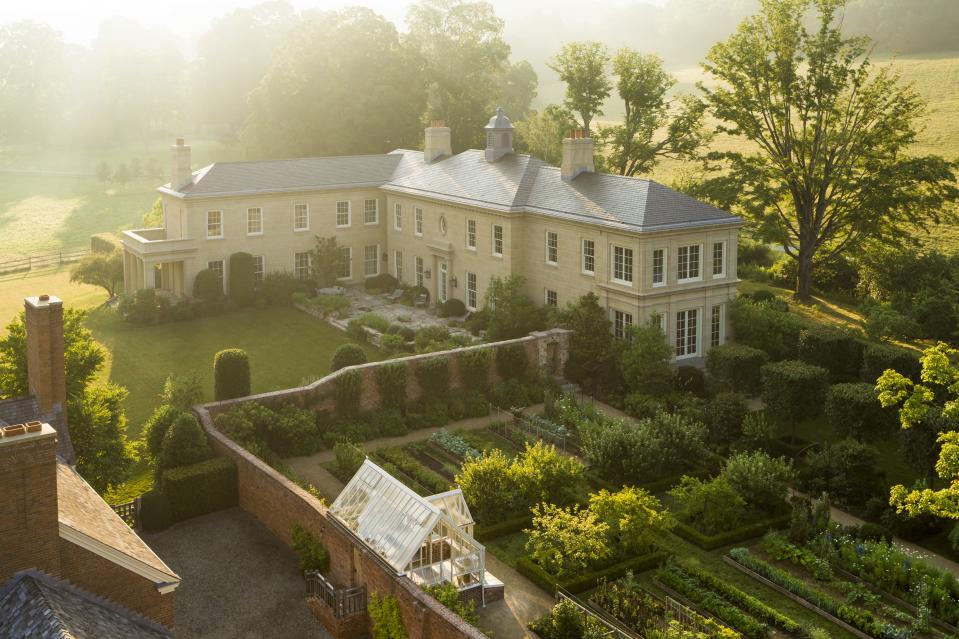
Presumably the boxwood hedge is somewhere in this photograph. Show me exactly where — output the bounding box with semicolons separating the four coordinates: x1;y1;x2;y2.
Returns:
161;456;238;522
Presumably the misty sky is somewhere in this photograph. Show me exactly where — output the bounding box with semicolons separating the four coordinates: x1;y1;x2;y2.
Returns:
0;0;668;46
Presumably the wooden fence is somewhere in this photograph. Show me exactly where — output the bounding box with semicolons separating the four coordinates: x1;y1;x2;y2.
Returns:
0;249;90;276
110;498;141;529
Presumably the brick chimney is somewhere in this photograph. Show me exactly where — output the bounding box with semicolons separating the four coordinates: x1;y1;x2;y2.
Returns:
25;296;66;421
424;121;452;163
0;422;61;581
561;130;595;181
171;137;192;191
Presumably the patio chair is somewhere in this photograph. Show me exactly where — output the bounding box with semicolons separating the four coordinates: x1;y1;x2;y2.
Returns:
384;288;404;301
415;293;429;308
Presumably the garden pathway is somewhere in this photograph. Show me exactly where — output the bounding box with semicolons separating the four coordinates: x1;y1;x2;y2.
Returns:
477;554;554;639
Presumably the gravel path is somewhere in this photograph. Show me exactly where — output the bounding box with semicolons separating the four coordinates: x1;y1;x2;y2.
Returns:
143;508;328;639
477;555;554;639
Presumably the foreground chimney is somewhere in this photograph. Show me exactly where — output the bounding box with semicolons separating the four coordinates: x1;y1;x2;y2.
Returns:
25;296;66;421
424;121;452;163
0;422;61;581
171;137;192;191
561;130;595;181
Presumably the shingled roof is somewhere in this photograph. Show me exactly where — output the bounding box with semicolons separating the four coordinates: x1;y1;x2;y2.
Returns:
159;148;740;232
0;571;171;639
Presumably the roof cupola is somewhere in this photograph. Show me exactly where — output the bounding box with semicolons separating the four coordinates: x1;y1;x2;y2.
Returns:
484;107;513;162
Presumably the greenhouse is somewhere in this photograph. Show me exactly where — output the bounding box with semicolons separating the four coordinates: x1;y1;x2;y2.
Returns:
330;460;487;592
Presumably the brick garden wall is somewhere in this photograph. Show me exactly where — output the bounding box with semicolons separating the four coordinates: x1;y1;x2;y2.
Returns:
195;330;571;639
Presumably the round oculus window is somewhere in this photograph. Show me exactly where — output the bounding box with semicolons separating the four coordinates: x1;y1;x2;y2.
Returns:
438;215;448;236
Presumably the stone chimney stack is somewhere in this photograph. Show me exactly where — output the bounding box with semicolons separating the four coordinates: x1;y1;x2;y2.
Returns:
424;121;452;163
0;422;62;581
171;137;192;191
561;130;595;181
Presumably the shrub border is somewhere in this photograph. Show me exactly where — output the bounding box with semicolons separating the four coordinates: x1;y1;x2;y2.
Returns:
673;515;791;551
474;514;532;542
516;550;668;595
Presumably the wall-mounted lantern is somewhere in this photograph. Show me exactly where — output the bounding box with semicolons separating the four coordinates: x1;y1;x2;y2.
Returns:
425;268;432;279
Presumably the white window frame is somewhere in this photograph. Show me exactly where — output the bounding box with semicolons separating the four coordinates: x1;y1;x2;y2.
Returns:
293;252;310;280
611;245;634;285
415;256;424;287
466;219;477;250
414;207;423;236
338;247;352;280
711;304;724;347
253;256;265;282
364;244;380;277
394;203;402;231
545;289;558;307
492;224;503;257
675;308;700;359
612;309;633;340
582;238;595;275
247;207;263;236
677;244;702;283
712;241;726;278
294;203;310;232
365;199;379;225
466;271;477;310
655;311;667;336
206;210;223;239
546;230;559;265
394;250;403;283
652;248;666;287
336;201;351;228
208;259;224;283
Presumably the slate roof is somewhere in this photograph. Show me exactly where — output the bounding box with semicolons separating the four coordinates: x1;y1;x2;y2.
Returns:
161;147;740;232
56;463;179;586
0;396;73;463
0;570;171;639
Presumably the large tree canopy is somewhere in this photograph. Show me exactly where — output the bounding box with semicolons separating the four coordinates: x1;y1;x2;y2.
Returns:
701;0;958;303
547;41;611;134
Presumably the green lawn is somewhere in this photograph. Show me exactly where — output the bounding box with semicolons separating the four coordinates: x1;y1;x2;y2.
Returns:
85;306;383;437
0;267;107;330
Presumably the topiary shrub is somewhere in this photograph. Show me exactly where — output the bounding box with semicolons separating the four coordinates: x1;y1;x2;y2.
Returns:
139;489;172;531
730;297;805;360
707;392;749;445
331;343;367;372
291;523;330;573
706;342;769;395
228;252;256;306
143;405;182;459
860;343;921;383
159;413;212;471
386;324;416;341
364;272;398;292
193;268;223;301
258;271;306;306
459;348;492;390
415;357;450;396
495;343;528;380
214;348;251;401
798;327;864;381
825;383;897;441
375;362;407;410
674;365;706;396
161;457;238;522
439;298;467;318
334;369;362;417
761;360;829;431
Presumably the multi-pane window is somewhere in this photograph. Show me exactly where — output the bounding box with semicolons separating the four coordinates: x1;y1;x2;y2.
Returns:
208;260;224;283
365;199;378;224
364;245;379;277
336;201;351;227
293;252;310;280
294;204;309;231
414;208;423;236
612;246;634;284
582;239;595;274
712;241;725;277
711;304;723;347
655;312;667;336
676;309;699;357
652;248;665;286
678;245;701;281
394;251;403;282
466;272;477;310
546;231;558;264
338;247;352;279
253;256;265;282
613;310;633;340
466;219;477;249
545;289;558;307
206;210;222;238
492;224;503;256
394;203;402;230
415;256;424;286
247;207;263;235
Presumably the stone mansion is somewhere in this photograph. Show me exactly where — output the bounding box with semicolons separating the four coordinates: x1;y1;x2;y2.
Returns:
122;109;742;360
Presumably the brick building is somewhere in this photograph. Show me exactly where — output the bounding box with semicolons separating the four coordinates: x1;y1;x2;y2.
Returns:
0;295;180;638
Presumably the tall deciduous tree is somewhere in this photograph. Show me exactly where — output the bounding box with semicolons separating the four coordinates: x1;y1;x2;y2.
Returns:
69;383;134;493
498;60;538;121
600;50;710;177
407;0;512;151
70;252;124;298
701;0;958;303
514;104;577;165
0;21;65;143
560;292;619;393
548;41;612;134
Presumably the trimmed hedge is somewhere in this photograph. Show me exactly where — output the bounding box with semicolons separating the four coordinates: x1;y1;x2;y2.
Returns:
495;344;528;380
475;514;532;542
439;298;467;317
193;268;223;300
415;357;450;396
861;343;921;383
798;327;864;382
334;370;362;417
331;343;367;372
705;343;769;395
730;298;806;360
161;457;238;522
517;551;668;595
214;348;251;401
672;514;791;551
229;252;256;306
825;382;896;440
761;360;829;423
139;489;172;531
